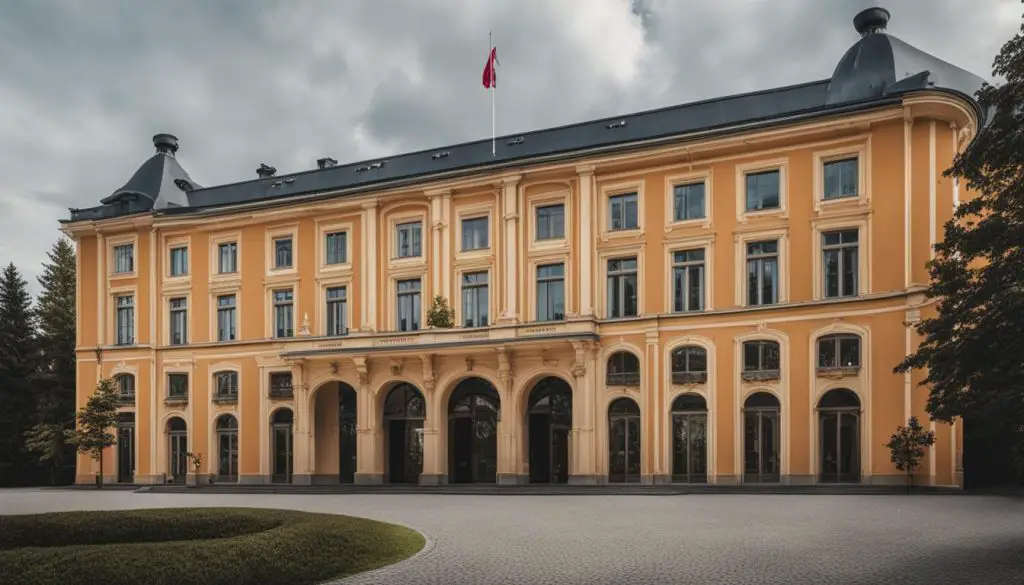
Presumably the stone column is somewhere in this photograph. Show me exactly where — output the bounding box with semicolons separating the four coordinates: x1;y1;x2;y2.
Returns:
498;176;521;323
576;166;596;317
568;341;598;484
495;347;525;484
352;356;383;484
418;355;445;486
360;201;379;332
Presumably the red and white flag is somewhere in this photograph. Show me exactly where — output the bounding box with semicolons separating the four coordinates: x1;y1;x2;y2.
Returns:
482;46;498;88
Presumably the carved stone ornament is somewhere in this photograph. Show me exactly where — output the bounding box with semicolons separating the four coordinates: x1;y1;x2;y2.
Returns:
390;358;403;376
329;360;339;375
298;312;311;336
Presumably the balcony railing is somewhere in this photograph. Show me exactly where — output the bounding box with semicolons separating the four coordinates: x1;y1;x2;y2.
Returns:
269;385;294;400
742;369;780;382
816;366;861;379
212;392;238;404
164;394;189;406
606;372;641;386
671;371;708;385
117;392;135;406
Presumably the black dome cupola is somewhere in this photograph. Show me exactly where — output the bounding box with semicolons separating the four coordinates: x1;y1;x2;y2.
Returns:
854;7;890;37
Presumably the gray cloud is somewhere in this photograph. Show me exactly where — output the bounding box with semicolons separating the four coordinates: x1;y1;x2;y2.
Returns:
0;0;1017;294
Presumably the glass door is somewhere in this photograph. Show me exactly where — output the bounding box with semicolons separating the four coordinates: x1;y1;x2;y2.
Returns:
218;430;238;482
744;409;780;483
169;432;188;484
550;425;569;484
820;410;860;483
117;423;135;483
272;424;293;484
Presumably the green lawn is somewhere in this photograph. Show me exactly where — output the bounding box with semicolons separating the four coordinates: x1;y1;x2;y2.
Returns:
0;507;425;585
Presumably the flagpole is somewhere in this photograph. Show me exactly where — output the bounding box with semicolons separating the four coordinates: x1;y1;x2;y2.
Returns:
490;31;495;157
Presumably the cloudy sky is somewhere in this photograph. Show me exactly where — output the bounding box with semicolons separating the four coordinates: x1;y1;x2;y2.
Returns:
0;0;1018;293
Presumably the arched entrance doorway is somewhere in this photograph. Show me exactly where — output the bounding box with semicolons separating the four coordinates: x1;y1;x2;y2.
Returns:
271;408;293;484
167;417;187;484
743;392;780;483
117;412;135;484
383;383;425;484
671;393;708;483
339;383;358;483
215;414;238;483
526;377;572;484
818;388;860;483
448;378;500;483
608;398;641;483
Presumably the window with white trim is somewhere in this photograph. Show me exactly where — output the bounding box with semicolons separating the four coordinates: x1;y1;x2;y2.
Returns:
461;271;488;327
396;221;422;258
272;289;294;338
742;340;780;380
536;204;565;240
822;229;859;298
461;217;489;251
218;242;237;274
607;257;638;318
326;286;348;336
823;158;858;200
396;279;421;331
216;294;236;341
672;249;705;312
325;231;347;265
608;193;639;231
113;244;134;274
169;297;187;345
817;334;861;370
746;241;778;306
169;246;188;277
273;237;293;269
673;182;706;221
745;170;780;211
536;263;565;322
115;294;134;345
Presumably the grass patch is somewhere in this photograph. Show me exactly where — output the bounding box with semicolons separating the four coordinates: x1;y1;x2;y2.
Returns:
0;508;425;585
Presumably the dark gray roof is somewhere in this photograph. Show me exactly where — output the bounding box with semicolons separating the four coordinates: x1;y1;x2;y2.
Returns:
65;7;986;225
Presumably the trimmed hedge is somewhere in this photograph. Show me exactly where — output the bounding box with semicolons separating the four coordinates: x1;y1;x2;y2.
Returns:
0;507;425;585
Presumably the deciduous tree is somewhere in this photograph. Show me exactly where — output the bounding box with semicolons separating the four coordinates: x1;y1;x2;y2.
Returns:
65;378;119;488
885;416;937;494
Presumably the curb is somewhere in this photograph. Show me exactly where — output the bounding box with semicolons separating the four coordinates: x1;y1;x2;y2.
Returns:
323;521;436;584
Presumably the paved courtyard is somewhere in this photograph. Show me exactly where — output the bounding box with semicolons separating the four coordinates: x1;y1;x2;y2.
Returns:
1;489;1022;584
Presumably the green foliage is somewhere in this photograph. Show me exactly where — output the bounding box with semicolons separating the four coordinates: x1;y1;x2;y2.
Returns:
64;378;119;487
0;262;38;473
23;423;66;466
426;295;455;328
895;21;1024;477
34;238;77;427
0;508;425;585
884;416;936;492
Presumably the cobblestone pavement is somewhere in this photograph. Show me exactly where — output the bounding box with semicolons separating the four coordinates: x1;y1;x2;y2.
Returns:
2;489;1023;585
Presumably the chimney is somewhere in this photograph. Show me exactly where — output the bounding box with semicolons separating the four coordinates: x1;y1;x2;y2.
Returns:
257;163;277;178
153;133;179;156
853;7;889;37
317;157;338;170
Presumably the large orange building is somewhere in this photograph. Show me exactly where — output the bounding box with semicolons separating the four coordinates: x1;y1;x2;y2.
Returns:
63;8;985;487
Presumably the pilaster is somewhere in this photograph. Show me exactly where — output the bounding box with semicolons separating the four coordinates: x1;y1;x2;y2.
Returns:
352;356;383;484
576;165;595;317
360;201;379;332
568;340;598;484
498;175;521;323
287;358;312;484
495;346;525;484
428;191;447;298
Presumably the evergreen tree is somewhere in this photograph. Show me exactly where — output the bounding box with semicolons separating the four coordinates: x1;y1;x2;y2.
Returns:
895;23;1024;477
0;262;38;479
65;377;119;488
33;238;76;430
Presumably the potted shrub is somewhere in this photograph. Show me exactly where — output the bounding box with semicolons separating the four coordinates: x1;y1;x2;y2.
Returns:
426;295;455;328
184;451;203;488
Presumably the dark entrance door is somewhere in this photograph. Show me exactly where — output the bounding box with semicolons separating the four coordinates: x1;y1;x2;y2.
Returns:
527;377;572;484
216;414;238;483
671;394;708;483
271;409;293;484
117;413;135;483
448;378;500;484
167;417;187;484
743;392;781;483
384;383;425;484
608;398;641;483
339;384;357;483
818;389;861;483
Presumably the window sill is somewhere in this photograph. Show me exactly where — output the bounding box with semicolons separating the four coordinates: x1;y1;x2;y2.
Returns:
164;397;189;406
816;366;861;379
212;396;238;405
269;390;294;400
742;371;780;382
672;372;708;385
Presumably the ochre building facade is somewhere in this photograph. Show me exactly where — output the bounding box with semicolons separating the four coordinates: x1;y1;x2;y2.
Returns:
63;8;985;487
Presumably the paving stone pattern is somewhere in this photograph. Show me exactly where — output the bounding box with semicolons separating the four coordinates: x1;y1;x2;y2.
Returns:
2;489;1022;585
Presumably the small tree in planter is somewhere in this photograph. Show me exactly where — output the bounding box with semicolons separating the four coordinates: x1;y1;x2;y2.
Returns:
64;378;119;488
426;295;455;328
184;452;203;487
885;416;936;494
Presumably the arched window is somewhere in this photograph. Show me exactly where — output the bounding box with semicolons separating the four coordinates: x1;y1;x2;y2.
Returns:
817;334;861;371
114;374;135;405
742;340;780;381
671;346;707;384
606;351;640;386
213;371;238;402
608;397;641;483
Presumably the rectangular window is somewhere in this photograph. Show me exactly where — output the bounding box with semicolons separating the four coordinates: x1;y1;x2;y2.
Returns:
396;279;421;331
746;241;779;306
536;263;565;322
396;221;422;258
672;249;705;312
169;297;188;345
169;246;188;277
536;204;565;240
608;193;639;231
117;375;135;398
325;231;347;265
673;182;706;221
824;158;858;200
461;217;489;251
216;294;236;342
818;335;861;369
743;341;781;373
326;286;348;336
270;372;293;398
272;289;294;338
113;244;134;274
215;372;238;399
745;170;780;212
167;373;189;399
607;257;638;318
218;242;237;274
461;272;489;327
115;294;134;345
822;229;859;298
273;237;293;269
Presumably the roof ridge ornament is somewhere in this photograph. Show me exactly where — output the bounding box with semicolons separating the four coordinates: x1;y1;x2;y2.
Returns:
853;7;890;37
